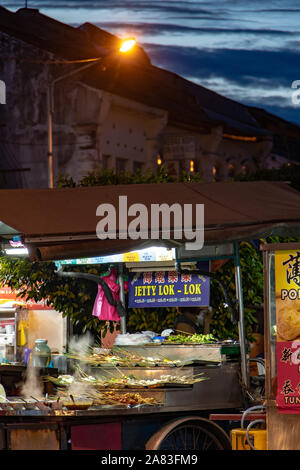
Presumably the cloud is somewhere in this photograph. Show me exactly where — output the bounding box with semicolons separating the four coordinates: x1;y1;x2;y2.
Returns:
144;43;300;86
96;21;300;52
2;0;219;16
97;21;299;38
142;43;300;123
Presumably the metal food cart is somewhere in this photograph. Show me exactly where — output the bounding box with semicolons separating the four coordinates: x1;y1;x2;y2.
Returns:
0;240;263;450
0;340;244;450
0;243;244;451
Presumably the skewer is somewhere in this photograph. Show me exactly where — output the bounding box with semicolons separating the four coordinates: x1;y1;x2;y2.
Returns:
0;395;12;403
30;396;41;403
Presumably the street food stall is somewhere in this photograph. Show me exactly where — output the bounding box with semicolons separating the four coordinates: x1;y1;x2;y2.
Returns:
0;181;300;450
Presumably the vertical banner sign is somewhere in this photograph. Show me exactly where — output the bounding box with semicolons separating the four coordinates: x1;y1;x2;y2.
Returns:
275;250;300;413
129;269;210;308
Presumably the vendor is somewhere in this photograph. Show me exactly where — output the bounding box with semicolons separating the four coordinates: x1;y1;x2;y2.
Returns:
174;307;206;335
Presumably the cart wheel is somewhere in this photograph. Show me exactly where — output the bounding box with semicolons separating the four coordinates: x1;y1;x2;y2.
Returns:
145;416;231;450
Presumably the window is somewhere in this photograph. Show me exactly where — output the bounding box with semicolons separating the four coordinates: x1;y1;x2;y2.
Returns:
102;155;111;170
116;158;127;175
241;165;248;176
212;165;222;181
228;163;235;177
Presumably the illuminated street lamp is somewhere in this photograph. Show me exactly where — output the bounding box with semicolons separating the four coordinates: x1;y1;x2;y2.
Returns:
48;38;136;188
120;38;136;53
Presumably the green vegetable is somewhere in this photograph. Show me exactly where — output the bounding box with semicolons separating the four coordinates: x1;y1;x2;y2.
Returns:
164;333;216;344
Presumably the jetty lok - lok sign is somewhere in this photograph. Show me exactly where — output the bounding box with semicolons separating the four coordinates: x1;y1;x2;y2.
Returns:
128;267;210;308
275;250;300;413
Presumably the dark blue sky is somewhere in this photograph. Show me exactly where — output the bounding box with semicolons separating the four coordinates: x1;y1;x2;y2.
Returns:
3;0;300;123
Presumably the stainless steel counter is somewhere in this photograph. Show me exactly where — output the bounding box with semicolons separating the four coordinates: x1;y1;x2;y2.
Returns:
114;343;225;363
0;362;243;417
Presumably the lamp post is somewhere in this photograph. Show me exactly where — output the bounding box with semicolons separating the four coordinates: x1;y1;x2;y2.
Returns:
47;38;136;189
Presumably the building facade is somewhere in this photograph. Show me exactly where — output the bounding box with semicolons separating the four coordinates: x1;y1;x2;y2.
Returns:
0;7;296;190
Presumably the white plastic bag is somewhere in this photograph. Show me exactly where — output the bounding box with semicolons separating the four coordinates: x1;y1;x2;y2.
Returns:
161;329;174;337
114;333;152;346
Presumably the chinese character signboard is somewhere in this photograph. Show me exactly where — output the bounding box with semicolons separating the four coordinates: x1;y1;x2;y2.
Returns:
128;270;210;308
275;250;300;413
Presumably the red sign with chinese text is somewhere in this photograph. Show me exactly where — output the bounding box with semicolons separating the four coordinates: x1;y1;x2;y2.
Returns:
275;250;300;413
0;286;52;310
276;341;300;413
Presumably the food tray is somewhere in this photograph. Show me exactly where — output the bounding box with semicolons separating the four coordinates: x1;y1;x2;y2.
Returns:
114;344;223;363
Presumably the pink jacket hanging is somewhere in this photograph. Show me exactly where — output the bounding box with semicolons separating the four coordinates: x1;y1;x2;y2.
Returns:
92;269;121;322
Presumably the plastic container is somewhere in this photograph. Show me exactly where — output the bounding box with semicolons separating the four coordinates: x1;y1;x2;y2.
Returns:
24;348;31;366
5;324;14;335
31;339;51;367
153;336;166;343
52;354;67;374
231;428;267;450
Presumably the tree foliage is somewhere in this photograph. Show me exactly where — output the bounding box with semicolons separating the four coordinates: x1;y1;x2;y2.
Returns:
237;163;300;192
57;165;203;188
0;256;116;339
210;241;264;341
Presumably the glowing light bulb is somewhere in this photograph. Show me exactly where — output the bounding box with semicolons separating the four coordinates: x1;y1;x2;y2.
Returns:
120;38;136;53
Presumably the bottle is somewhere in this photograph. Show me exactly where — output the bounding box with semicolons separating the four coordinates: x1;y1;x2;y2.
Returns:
31;339;51;368
24;348;31;366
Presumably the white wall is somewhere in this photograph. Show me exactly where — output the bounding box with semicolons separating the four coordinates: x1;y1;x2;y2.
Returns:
27;309;67;354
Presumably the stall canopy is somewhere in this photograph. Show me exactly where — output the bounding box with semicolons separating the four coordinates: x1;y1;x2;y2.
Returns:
0;180;300;261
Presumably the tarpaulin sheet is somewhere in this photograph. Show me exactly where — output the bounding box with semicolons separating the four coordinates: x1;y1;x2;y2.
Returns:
0;181;299;260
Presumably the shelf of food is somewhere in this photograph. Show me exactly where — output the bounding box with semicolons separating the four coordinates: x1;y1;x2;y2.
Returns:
65;340;239;367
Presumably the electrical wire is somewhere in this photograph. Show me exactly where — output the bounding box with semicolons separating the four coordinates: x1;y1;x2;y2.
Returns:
241;405;265;430
240;405;266;450
245;419;266;451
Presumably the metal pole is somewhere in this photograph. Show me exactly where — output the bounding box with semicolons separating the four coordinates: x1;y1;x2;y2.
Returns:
263;249;272;401
47;84;54;189
118;267;127;334
234;242;249;390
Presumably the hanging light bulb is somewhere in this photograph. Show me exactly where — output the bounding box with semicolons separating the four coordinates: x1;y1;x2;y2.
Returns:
120;38;136;53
